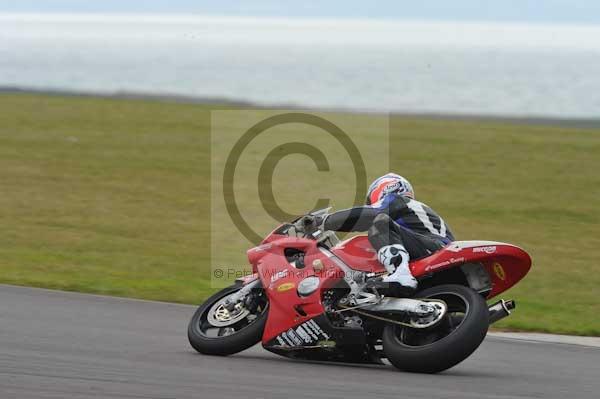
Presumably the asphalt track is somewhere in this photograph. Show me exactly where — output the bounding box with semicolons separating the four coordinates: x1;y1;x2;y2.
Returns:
1;285;598;399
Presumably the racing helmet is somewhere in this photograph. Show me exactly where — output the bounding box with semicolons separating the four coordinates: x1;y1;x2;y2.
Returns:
366;173;414;205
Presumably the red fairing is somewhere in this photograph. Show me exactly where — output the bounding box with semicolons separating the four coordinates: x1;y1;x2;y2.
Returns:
416;240;531;298
248;236;345;343
409;241;531;298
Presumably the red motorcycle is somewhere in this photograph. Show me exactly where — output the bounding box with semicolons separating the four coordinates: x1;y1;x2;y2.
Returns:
188;209;531;373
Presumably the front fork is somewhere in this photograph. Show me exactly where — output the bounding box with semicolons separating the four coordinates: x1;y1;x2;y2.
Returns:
224;277;261;311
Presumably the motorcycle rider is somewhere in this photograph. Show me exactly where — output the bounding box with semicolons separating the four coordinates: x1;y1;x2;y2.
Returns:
309;173;455;294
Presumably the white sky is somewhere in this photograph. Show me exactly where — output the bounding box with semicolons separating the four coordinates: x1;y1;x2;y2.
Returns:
1;1;600;25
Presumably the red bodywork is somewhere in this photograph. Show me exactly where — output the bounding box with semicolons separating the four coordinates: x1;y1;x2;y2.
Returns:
244;228;531;345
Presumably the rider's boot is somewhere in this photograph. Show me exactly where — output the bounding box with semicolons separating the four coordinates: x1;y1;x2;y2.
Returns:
375;244;417;295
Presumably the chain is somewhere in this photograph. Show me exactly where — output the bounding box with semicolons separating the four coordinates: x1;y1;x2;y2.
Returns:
337;303;416;327
337;299;447;329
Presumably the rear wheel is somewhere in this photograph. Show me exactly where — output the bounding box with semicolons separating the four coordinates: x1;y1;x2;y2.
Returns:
188;282;268;356
382;284;488;373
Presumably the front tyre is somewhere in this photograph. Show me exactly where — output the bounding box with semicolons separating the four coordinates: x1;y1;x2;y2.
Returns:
382;284;489;373
188;282;268;356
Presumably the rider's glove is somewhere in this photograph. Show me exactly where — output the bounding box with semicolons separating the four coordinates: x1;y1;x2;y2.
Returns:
296;215;325;236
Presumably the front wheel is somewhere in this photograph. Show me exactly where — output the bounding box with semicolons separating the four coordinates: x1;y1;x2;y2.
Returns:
382;284;489;373
188;282;268;356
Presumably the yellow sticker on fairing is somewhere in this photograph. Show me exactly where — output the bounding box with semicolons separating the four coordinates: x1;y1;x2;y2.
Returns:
493;263;506;281
276;282;295;292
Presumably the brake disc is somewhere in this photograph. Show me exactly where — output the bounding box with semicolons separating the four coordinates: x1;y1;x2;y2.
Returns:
207;294;251;327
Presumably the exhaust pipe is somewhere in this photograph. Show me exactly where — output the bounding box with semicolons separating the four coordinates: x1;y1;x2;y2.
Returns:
488;299;516;324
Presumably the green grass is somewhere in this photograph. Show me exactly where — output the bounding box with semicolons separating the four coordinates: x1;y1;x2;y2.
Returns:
1;92;599;335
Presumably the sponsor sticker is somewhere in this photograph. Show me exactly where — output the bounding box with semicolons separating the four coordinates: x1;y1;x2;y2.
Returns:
473;246;497;254
271;270;288;283
383;181;401;194
493;263;506;281
284;329;303;346
305;319;330;340
276;282;295;292
294;326;313;344
273;318;331;348
425;257;465;272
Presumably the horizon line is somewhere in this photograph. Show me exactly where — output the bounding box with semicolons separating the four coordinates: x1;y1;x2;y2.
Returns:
3;86;600;129
2;12;600;29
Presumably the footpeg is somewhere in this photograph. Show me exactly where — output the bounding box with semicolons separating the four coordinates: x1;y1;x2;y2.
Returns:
365;276;386;289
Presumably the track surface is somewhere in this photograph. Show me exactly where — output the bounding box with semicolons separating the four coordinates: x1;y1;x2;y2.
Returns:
1;285;598;399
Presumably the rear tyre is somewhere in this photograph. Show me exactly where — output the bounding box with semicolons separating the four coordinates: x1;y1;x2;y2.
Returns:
382;284;488;373
188;282;268;356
